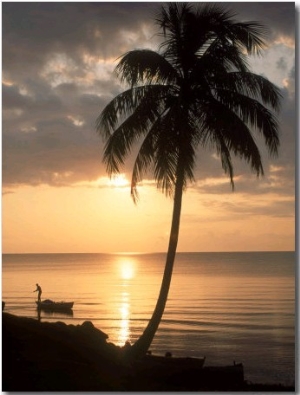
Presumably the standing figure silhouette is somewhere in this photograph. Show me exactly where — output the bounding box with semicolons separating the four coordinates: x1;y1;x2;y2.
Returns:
34;283;42;302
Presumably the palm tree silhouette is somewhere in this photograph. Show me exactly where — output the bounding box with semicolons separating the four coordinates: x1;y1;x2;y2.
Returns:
96;3;281;360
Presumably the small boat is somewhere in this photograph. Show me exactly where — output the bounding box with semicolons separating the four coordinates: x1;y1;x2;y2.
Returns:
36;299;74;311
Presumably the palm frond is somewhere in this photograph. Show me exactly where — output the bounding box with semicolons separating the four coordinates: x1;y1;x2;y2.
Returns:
213;90;280;156
153;109;196;197
116;50;178;86
96;84;173;138
217;137;235;190
153;120;178;197
194;39;250;75
215;72;282;111
195;4;268;55
226;22;268;56
191;95;261;175
96;89;135;139
131;129;157;203
102;86;171;175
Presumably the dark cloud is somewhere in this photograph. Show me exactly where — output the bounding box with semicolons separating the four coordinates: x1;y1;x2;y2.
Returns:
2;2;159;81
2;2;294;80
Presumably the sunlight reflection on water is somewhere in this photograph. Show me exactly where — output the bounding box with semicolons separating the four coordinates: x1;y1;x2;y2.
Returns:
118;290;131;346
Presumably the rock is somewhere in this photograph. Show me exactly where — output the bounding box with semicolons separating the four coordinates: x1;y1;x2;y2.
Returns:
81;320;108;340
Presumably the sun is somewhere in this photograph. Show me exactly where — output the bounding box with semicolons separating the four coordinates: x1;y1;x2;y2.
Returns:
108;174;129;188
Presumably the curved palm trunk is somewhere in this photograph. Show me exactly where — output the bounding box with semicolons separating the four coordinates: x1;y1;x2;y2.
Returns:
125;165;185;361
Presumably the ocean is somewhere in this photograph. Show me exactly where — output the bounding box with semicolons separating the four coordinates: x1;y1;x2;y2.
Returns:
1;251;295;386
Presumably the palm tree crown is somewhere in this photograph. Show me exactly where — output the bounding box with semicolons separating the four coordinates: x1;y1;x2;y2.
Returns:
96;3;281;359
97;3;281;202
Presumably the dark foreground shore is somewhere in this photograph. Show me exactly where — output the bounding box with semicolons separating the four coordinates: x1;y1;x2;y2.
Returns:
2;312;295;391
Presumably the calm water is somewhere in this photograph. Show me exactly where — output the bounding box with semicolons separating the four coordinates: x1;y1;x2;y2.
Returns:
2;251;295;385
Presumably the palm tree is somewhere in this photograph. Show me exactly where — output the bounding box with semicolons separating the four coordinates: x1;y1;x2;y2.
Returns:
96;3;281;360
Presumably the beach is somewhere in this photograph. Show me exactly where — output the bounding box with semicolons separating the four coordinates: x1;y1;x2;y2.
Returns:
2;312;295;391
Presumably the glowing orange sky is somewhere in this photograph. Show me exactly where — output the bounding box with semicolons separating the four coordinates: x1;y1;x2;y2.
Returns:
2;175;295;253
2;2;295;253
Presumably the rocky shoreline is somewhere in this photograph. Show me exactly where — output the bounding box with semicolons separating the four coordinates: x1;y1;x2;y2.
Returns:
2;312;295;391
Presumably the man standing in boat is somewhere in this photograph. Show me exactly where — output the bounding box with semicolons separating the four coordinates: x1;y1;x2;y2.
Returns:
34;283;42;302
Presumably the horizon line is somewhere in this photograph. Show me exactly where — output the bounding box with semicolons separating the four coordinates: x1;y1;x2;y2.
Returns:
1;250;295;255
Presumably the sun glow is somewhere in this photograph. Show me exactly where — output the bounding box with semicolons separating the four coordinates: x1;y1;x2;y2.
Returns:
108;174;129;188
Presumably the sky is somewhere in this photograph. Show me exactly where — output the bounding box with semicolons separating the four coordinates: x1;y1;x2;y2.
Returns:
2;2;296;254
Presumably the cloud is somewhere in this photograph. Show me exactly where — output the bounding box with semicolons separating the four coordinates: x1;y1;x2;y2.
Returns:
226;2;295;41
2;3;158;83
2;2;295;201
277;57;288;71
